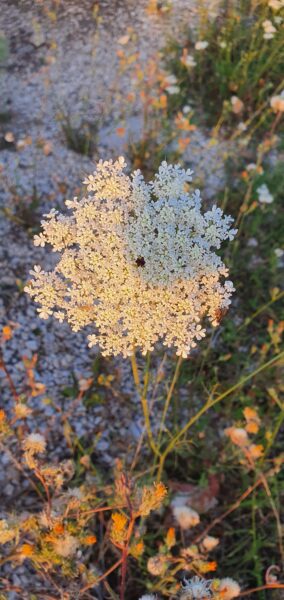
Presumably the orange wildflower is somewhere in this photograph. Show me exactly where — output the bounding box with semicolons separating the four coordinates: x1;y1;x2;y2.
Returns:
206;561;218;572
83;535;97;545
247;444;264;460
175;112;196;132
246;421;259;434
110;512;128;545
111;513;128;531
53;523;65;535
126;92;135;102
20;544;34;557
243;407;260;434
154;482;167;501
166;527;176;549
243;407;258;420
178;137;191;151
2;326;12;341
195;559;217;573
116;127;126;137
130;540;144;558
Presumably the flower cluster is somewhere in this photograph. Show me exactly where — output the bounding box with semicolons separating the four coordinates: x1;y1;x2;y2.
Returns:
23;432;46;469
225;406;264;464
256;183;274;204
25;158;236;357
268;0;284;10
180;576;240;599
262;19;277;39
270;91;284;112
138;576;240;599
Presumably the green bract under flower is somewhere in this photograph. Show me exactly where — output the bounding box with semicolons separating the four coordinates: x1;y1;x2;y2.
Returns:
25;157;237;357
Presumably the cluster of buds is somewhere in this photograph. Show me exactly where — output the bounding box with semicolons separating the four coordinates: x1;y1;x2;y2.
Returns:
225;406;264;466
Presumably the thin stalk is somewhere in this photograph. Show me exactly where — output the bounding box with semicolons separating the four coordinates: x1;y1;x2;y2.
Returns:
156;350;284;481
238;291;284;332
79;558;123;596
239;584;284;596
0;353;20;403
251;485;264;597
157;355;183;447
193;476;263;544
130;351;160;457
131;352;168;472
261;407;284;464
120;516;135;600
130;352;140;389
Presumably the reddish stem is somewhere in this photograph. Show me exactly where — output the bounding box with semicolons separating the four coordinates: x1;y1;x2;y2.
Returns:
0;353;20;403
239;583;284;596
119;516;135;600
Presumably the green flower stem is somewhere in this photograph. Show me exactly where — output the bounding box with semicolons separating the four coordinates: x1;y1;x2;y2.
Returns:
157;354;183;447
156;350;284;482
237;290;284;332
130;351;160;458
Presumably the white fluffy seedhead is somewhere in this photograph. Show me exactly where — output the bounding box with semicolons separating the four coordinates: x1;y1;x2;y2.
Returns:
180;576;213;599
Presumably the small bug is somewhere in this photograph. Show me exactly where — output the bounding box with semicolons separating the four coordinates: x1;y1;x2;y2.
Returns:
214;307;228;324
136;256;146;267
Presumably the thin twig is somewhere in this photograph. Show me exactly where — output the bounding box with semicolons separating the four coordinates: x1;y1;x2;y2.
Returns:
193;477;263;544
0;353;20;403
239;583;284;596
157;350;284;481
79;558;123;596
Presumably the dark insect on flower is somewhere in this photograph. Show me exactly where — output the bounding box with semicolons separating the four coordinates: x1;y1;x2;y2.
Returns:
136;256;145;267
214;307;228;323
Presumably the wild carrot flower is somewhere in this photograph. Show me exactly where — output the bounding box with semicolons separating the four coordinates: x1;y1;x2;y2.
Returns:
25;158;236;358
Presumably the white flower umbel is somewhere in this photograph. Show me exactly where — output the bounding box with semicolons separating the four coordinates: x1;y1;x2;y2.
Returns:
25;158;236;358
